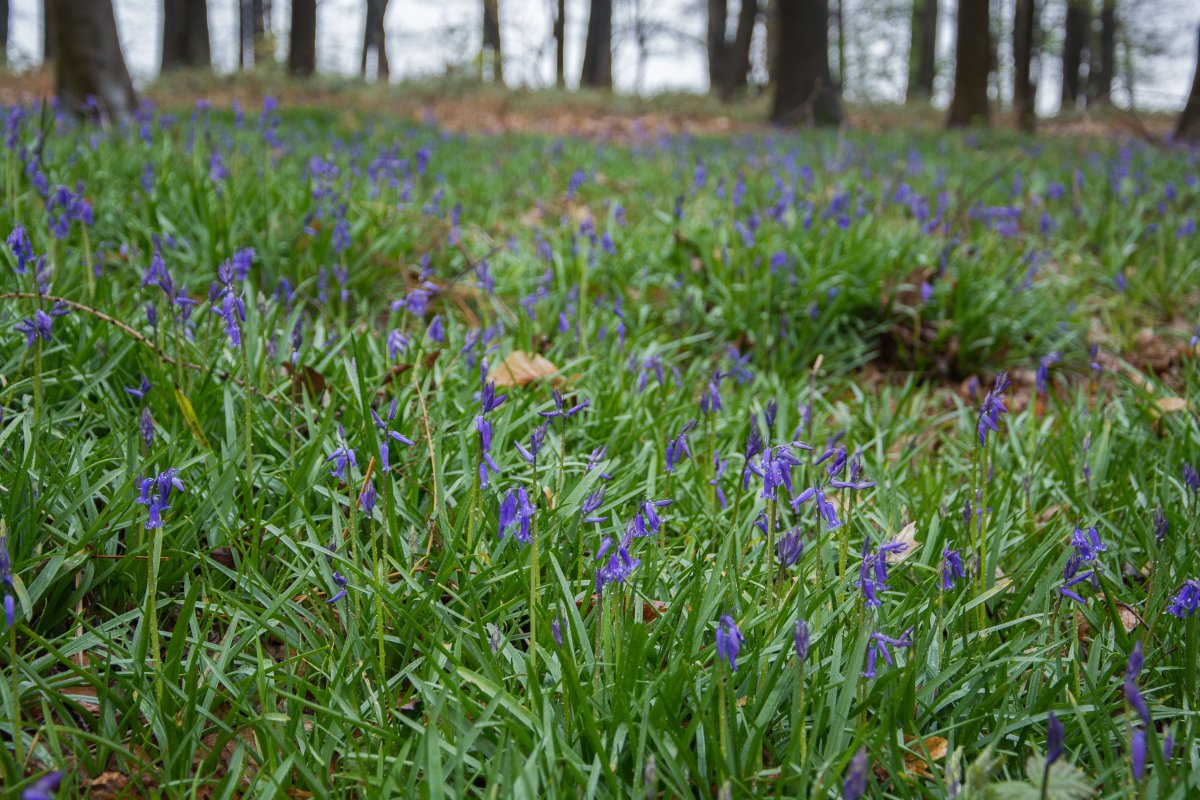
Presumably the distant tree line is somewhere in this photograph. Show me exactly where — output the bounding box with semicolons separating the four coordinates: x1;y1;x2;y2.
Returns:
12;0;1200;140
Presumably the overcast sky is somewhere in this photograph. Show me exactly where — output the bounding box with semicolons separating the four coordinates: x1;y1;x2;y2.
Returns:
5;0;1197;114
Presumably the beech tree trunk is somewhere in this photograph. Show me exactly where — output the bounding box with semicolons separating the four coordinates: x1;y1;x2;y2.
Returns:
554;0;565;87
1088;0;1115;105
770;0;841;126
288;0;316;76
162;0;211;71
239;0;266;69
1061;0;1088;110
764;0;779;87
1012;0;1037;131
708;0;758;100
43;0;54;62
360;0;390;79
49;0;137;125
906;0;938;102
1177;24;1200;141
482;0;503;84
0;1;8;65
579;0;612;89
946;0;990;127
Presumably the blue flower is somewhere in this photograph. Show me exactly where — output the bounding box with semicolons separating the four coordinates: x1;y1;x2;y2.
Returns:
326;428;357;481
709;452;729;509
665;421;697;473
715;614;745;671
861;628;912;678
21;771;62;800
0;534;15;627
1047;711;1064;765
595;535;640;591
124;374;152;399
976;372;1011;446
538;388;589;420
843;748;868;800
371;398;415;471
793;619;810;663
327;571;349;604
1036;352;1061;395
499;487;535;543
1131;727;1146;781
941;545;966;590
1167;579;1200;618
514;421;549;466
581;487;607;524
1124;641;1150;725
134;468;185;530
776;527;804;568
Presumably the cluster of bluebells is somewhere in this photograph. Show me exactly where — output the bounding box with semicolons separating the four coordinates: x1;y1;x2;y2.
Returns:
134;468;185;530
475;381;506;487
861;628;913;679
976;371;1011;446
371;398;415;471
498;487;536;543
1167;579;1200;618
715;614;745;671
855;537;907;608
1058;525;1105;604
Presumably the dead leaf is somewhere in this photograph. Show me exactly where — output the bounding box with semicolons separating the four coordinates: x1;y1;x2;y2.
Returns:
489;351;558;387
902;735;949;779
60;685;101;714
87;772;131;800
886;521;920;564
1153;397;1188;415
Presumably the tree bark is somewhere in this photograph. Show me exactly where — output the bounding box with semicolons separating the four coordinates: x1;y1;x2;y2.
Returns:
0;0;8;66
946;0;990;127
43;0;54;62
770;0;841;126
162;0;211;71
1012;0;1037;131
1061;0;1088;110
834;0;846;91
49;0;137;125
1177;24;1200;141
1087;0;1115;105
360;0;390;80
706;0;729;89
764;0;779;87
288;0;316;77
709;0;758;100
483;0;503;84
579;0;612;89
553;0;565;87
905;0;938;102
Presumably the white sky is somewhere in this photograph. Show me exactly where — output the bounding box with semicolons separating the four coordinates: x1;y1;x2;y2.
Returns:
4;0;1197;113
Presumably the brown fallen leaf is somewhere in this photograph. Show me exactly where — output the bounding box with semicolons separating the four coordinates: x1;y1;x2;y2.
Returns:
1154;397;1188;414
87;771;131;800
490;351;558;387
887;522;920;564
902;735;949;779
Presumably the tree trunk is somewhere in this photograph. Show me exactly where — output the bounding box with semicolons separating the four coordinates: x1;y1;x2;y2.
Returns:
1088;0;1115;105
162;0;211;71
0;0;8;66
707;0;729;89
288;0;316;76
723;0;759;99
906;0;938;102
1177;24;1200;141
360;0;390;80
482;0;503;84
764;0;779;87
554;0;565;87
579;0;612;89
834;0;846;91
1061;0;1088;110
770;0;841;126
49;0;137;125
1012;0;1036;131
946;0;990;127
43;0;54;62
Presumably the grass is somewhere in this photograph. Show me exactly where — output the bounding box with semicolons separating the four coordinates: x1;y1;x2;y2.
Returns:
0;96;1198;798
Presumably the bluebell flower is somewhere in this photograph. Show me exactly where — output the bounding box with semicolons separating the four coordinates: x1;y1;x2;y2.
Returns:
6;225;32;274
595;535;640;591
776;527;804;568
514;421;550;465
552;617;563;646
941;545;966;590
792;483;840;529
359;479;378;515
1047;711;1064;765
862;628;913;678
628;499;673;538
709;452;729;509
0;534;15;627
327;571;349;604
15;310;53;347
125;375;152;399
665;421;697;473
715;615;745;671
20;771;62;800
741;420;764;489
477;417;500;488
1152;505;1168;545
581;487;607;524
750;443;808;500
1131;727;1146;780
427;315;445;343
140;407;154;449
1167;579;1200;618
977;372;1011;446
480;381;507;414
586;446;612;480
387;329;410;360
326;427;357;480
538;388;589;419
371;398;415;471
134;468;185;530
1036;352;1061;395
843;747;868;800
498;487;535;543
1183;462;1199;499
1124;641;1150;725
700;372;723;415
793;619;810;662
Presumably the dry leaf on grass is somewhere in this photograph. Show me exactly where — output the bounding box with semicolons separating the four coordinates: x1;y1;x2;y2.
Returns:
886;522;921;564
489;351;558;387
902;735;949;779
1153;397;1188;415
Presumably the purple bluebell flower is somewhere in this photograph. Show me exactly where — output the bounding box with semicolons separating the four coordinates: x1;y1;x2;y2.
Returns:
1047;711;1064;765
552;617;563;646
1070;525;1107;562
1163;731;1175;760
135;468;185;530
595;535;640;591
862;628;913;679
776;527;804;568
514;421;550;465
1037;352;1061;395
212;280;245;347
498;487;535;543
427;315;445;343
581;487;607;524
1124;641;1150;725
538;388;589;420
792;483;841;529
843;747;868;800
750;443;808;500
586;446;612;480
977;372;1011;446
6;225;32;274
480;381;507;414
1153;505;1168;545
741;421;764;489
1167;579;1200;618
20;770;63;800
628;499;673;538
140;407;154;449
359;479;378;515
326;427;357;481
793;619;810;662
387;329;410;360
1183;462;1199;499
664;421;697;473
941;544;966;590
15;309;53;347
0;534;14;627
1131;727;1146;780
125;375;152;399
327;571;349;604
709;452;729;509
700;372;723;415
371;398;415;471
815;444;847;477
477;417;500;487
715;614;745;671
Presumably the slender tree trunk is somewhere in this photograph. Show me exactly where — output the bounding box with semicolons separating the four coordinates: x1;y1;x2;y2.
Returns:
0;0;8;66
483;0;503;84
554;0;565;87
770;0;841;126
1088;0;1115;105
49;0;137;125
360;0;390;80
723;0;759;99
906;0;938;102
707;0;729;89
43;0;54;62
579;0;612;89
1061;0;1088;110
1177;24;1200;141
288;0;316;77
834;0;846;91
764;0;779;87
946;0;990;127
1012;0;1036;131
162;0;211;71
